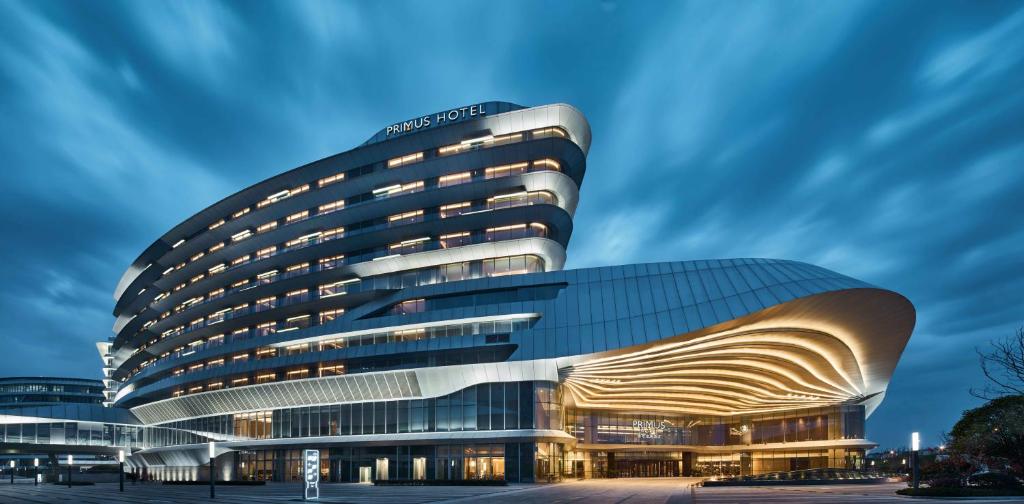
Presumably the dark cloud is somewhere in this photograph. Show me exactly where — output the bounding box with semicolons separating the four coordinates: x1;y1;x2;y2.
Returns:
0;0;1021;450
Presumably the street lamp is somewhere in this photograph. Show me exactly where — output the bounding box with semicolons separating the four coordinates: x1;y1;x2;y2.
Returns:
9;460;13;485
67;455;73;488
118;449;125;492
209;441;216;499
33;458;38;486
911;432;921;489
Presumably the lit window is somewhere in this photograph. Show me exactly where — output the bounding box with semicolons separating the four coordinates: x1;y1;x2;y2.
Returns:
388;209;424;226
232;254;250;266
285;368;310;380
208;263;226;274
387;151;424;168
440;202;471;218
319;254;344;270
318;199;345;214
232;377;249;386
438;171;471;187
231;229;253;242
389;237;430;255
257;221;278;234
255;246;276;260
209;242;225;253
531;127;568;139
318;172;345;187
319;308;344;324
533;158;561;171
255;296;277;312
322;226;345;241
255;373;276;384
485;162;529;179
318;364;345;377
232;207;250;219
286;210;309;223
319;280;354;298
255;322;276;337
232;354;249;363
208;219;225;230
440;232;470;249
190;251;205;262
207;381;223;391
189;274;205;284
285;289;309;304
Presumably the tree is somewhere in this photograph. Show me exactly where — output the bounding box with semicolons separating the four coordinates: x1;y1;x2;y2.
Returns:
947;395;1024;479
971;327;1024;400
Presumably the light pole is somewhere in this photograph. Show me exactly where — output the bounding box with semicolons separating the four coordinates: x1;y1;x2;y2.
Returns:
119;449;125;492
67;455;73;488
33;458;38;486
9;460;13;485
911;432;921;489
209;441;215;499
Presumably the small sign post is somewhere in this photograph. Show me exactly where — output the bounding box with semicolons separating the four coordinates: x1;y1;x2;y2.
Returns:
303;449;319;501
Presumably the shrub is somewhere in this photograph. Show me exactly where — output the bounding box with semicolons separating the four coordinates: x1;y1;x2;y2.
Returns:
969;472;1022;488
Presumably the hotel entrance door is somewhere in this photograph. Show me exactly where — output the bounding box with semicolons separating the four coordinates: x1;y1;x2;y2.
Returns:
607;451;690;478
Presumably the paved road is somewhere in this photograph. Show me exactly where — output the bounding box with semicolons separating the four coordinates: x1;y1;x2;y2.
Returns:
0;478;1022;504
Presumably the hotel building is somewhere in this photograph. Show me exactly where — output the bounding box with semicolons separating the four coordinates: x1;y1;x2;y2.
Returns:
3;102;915;482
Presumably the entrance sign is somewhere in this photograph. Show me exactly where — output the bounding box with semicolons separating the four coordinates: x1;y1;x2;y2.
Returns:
303;449;319;500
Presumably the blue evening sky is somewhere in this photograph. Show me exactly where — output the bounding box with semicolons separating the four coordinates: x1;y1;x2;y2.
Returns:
1;1;1022;450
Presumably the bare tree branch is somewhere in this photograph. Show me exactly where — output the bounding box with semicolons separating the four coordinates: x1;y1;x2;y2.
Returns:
970;327;1024;400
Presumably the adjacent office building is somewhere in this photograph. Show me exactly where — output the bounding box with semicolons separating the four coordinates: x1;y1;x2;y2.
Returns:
89;102;915;482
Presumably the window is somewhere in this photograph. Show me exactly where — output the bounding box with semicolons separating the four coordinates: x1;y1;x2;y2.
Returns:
255;373;276;384
208;219;225;230
533;158;561;171
255;296;277;312
232;229;253;242
531;127;568;139
286;210;309;223
390;299;425;315
283;314;310;331
284;262;310;278
485;224;526;241
255;347;276;360
318;172;345;187
387;151;423;168
440;232;470;249
318;199;344;214
319;281;350;298
209;242;225;253
438;171;471;187
191;251;205;262
484;162;529;179
438;132;523;156
285;289;309;304
319;364;345;377
207;381;224;391
440;202;471;218
319;308;344;324
389;237;429;255
232;377;249;386
388;209;424;226
322;226;345;241
208;263;226;274
256;246;276;260
374;180;424;199
285;368;310;380
318;254;344;270
232;207;251;219
233;353;249;364
256;322;276;337
257;221;278;234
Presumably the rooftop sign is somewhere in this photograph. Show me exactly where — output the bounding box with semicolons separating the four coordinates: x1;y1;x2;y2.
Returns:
385;103;488;137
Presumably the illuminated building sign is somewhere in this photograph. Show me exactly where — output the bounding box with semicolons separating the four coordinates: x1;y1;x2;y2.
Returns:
385;104;488;137
633;419;673;439
303;449;319;500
